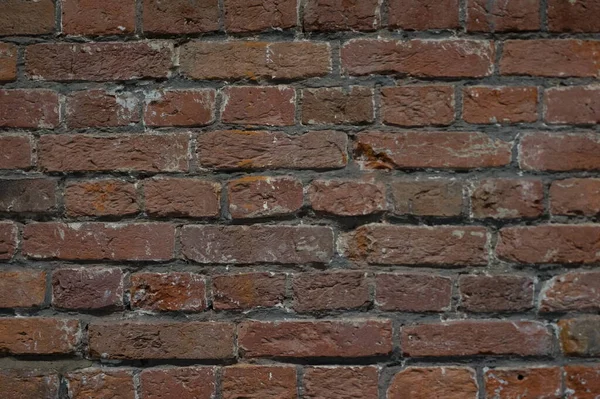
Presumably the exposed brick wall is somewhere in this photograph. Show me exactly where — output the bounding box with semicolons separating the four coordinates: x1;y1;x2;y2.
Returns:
0;0;599;398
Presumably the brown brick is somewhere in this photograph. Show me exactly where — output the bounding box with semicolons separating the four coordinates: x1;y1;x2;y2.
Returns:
197;130;348;170
26;42;174;81
228;176;303;219
0;179;56;213
551;179;600;216
559;317;600;357
308;179;386;216
65;179;138;217
144;89;215;127
88;321;235;360
23;222;175;261
466;0;540;32
221;86;296;126
181;225;334;264
0;135;32;170
470;178;544;219
375;273;452;312
0;89;59;128
143;177;220;218
341;224;488;266
66;90;140;128
520;132;600;172
381;86;455;127
65;369;134;399
497;224;600;265
500;40;600;77
390;179;463;217
545;86;600;125
388;0;459;30
0;43;17;82
222;365;297;399
130;272;206;312
0;222;17;260
0;370;60;399
239;319;392;358
541;272;600;313
388;367;478;399
304;366;379;399
302;87;374;125
458;275;534;312
266;42;332;80
402;320;552;357
39;133;190;173
143;0;219;34
484;367;562;399
0;318;79;355
224;0;297;32
140;367;216;399
62;0;135;35
0;270;46;308
565;365;600;399
292;272;370;312
0;0;55;36
355;131;512;170
212;273;286;311
52;267;124;310
304;0;379;31
342;39;494;78
548;0;600;33
463;86;538;124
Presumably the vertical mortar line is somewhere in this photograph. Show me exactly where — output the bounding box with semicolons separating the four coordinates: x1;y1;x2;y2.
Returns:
218;0;226;33
135;0;144;37
283;271;294;312
459;0;467;32
132;369;142;399
294;87;301;127
540;0;548;32
44;265;54;309
376;0;386;29
450;272;460;313
454;82;463;126
214;366;224;399
55;0;63;36
538;85;546;125
373;84;382;127
476;365;486;399
219;181;231;222
331;40;342;79
296;364;304;399
297;0;306;38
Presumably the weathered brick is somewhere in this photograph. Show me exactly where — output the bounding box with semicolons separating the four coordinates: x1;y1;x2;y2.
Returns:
388;367;478;399
0;135;32;170
559;317;600;357
222;365;297;399
52;267;124;310
221;86;296;126
303;0;380;31
341;224;488;266
0;318;79;355
0;179;57;213
541;272;600;313
0;270;46;308
62;0;136;35
484;367;562;399
140;367;216;399
65;369;134;399
463;86;538;124
143;0;219;34
143;177;220;218
228;176;303;219
130;272;206;312
0;90;59;128
292;272;370;312
65;179;138;217
0;43;17;82
224;0;297;32
238;320;392;358
212;273;286;311
470;178;544;219
375;273;452;312
66;90;140;128
458;275;534;312
565;365;600;399
144;89;215;127
548;0;600;33
0;222;17;260
302;87;374;125
181;225;334;264
88;321;235;359
467;0;540;32
0;0;55;36
520;133;600;172
545;86;600;125
390;179;463;217
303;366;379;399
23;222;175;261
0;370;60;399
381;85;455;127
551;179;600;216
308;179;386;216
388;0;459;30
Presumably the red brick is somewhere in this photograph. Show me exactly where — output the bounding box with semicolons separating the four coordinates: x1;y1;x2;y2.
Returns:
222;365;297;399
228;176;303;219
559;317;600;357
52;267;124;310
292;272;370;312
308;179;386;216
0;318;79;355
302;87;374;125
304;0;380;31
221;86;296;126
144;89;215;127
0;0;55;36
0;370;60;399
0;43;17;82
540;271;600;313
23;222;175;261
401;320;552;357
463;86;538;124
140;367;216;399
143;0;219;34
341;224;488;266
484;367;562;399
26;42;174;81
62;0;135;35
38;133;190;172
143;177;220;218
88;321;235;360
497;224;600;265
545;86;600;125
390;179;463;217
0;222;17;260
458;275;534;312
65;179;138;217
355;131;512;170
0;270;46;308
66;90;140;128
197;130;347;170
548;0;600;33
303;366;379;399
130;272;206;312
388;367;478;399
238;319;392;358
181;225;334;264
0;89;59;128
0;135;32;170
266;42;332;80
381;85;455;127
65;369;134;399
388;0;459;30
0;179;57;213
375;273;452;312
470;178;544;219
466;0;540;32
212;272;286;311
500;40;600;77
224;0;297;32
520;133;600;172
565;365;600;399
551;179;600;216
342;39;494;78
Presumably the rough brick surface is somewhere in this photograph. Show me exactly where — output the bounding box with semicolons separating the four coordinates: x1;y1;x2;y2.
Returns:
559;317;600;357
520;133;600;171
143;178;220;218
227;176;303;219
302;87;374;125
390;179;463;217
66;90;140;128
0;370;59;399
221;86;296;126
52;267;124;310
544;86;600;125
548;0;600;32
0;318;79;355
484;367;562;399
303;366;379;398
144;89;215;127
65;179;138;217
0;44;17;82
212;272;286;311
308;179;386;216
65;369;135;399
388;367;478;399
0;270;46;308
466;0;540;32
0;135;32;170
381;85;455;127
140;367;216;399
470;178;544;219
0;0;55;36
221;365;297;399
0;179;56;214
463;86;538;124
143;0;219;34
458;275;534;312
388;0;459;30
375;273;452;312
565;365;600;399
541;272;600;313
292;272;370;312
130;272;206;312
303;0;380;31
62;0;136;35
224;0;296;32
0;222;18;260
0;90;59;128
550;179;600;216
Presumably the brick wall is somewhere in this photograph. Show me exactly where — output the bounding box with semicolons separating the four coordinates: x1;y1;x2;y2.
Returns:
0;0;599;398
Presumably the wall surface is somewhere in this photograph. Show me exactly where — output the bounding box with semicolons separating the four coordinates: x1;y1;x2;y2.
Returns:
0;0;599;397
